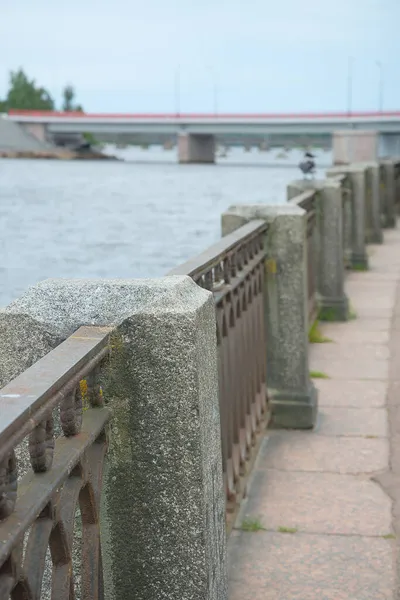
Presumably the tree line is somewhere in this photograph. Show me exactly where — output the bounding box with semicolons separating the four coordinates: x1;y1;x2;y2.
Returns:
0;68;83;113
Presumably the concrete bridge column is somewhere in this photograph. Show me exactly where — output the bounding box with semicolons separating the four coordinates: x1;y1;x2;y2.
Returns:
178;133;215;164
20;122;47;143
379;134;400;158
332;130;378;164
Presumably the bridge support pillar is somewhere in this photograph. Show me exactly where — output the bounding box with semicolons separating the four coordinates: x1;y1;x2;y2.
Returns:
20;122;47;143
379;134;400;158
178;133;215;164
332;130;378;164
221;204;318;429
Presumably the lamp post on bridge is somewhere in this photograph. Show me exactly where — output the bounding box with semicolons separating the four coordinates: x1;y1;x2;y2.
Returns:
174;66;181;117
347;56;353;118
376;60;384;113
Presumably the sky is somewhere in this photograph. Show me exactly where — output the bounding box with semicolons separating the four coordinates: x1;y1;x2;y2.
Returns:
1;0;398;113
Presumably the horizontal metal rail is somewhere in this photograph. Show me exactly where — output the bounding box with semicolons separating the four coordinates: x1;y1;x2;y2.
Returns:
170;220;270;523
0;325;112;599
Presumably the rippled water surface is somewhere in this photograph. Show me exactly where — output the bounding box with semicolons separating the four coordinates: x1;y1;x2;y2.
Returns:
0;146;331;305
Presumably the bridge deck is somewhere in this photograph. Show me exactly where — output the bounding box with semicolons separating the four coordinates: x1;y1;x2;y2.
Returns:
228;228;400;599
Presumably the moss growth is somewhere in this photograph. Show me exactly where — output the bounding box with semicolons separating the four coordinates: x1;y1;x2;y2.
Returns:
278;526;298;534
309;320;332;343
240;517;265;532
310;370;329;379
349;305;357;320
351;262;368;272
382;533;396;540
318;307;338;322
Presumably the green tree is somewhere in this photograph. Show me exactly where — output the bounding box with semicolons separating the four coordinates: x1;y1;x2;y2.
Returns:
5;68;54;110
62;84;75;111
62;84;84;112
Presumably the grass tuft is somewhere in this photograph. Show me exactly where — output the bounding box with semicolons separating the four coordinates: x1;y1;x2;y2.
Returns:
278;526;298;534
310;370;330;379
240;517;265;532
309;320;332;343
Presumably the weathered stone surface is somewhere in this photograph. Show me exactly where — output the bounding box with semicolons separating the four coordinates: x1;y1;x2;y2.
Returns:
363;162;383;243
0;312;62;387
327;165;369;270
260;431;389;474
289;178;349;320
229;531;394;600
5;277;227;600
221;205;317;429
239;470;391;536
381;160;396;228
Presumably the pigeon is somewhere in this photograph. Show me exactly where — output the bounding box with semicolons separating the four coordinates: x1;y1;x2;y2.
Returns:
299;151;316;178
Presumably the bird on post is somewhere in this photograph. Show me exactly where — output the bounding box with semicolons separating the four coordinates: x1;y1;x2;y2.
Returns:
299;151;316;179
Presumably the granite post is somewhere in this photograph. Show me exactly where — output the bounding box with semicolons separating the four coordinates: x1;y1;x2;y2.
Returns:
327;165;369;270
221;205;318;429
365;163;384;243
287;179;349;320
4;277;227;600
381;160;396;228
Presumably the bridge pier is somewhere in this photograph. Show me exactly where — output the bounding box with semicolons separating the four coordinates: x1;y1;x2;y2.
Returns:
332;130;379;164
178;133;215;164
379;134;400;158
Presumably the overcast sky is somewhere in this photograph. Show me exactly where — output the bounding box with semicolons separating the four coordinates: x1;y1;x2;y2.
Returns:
1;0;398;113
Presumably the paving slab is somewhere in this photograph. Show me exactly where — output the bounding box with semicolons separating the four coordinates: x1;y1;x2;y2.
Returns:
315;379;387;408
228;221;400;598
229;531;395;600
310;356;389;380
239;470;391;536
260;433;389;474
316;407;388;438
309;342;389;362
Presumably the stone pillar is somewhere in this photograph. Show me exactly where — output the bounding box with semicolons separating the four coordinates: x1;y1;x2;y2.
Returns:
221;205;318;429
366;163;384;243
332;130;378;164
286;179;349;321
381;160;396;228
4;277;227;600
178;133;215;164
327;166;369;270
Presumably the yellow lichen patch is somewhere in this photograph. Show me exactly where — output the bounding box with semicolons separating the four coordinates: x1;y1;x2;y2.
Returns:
79;379;89;411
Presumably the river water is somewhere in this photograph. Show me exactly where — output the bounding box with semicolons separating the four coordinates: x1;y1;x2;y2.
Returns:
0;146;332;306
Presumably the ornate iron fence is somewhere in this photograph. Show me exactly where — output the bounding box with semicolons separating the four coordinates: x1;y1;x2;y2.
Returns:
169;220;270;517
0;326;111;600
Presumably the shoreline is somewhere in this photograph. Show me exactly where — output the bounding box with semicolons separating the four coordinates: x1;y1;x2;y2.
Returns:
0;149;119;160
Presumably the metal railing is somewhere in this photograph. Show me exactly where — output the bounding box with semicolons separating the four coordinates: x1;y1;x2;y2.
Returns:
290;190;318;323
169;220;270;514
0;326;112;600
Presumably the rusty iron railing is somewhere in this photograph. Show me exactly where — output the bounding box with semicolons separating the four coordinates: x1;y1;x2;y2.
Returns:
169;220;269;517
292;190;318;323
0;326;112;600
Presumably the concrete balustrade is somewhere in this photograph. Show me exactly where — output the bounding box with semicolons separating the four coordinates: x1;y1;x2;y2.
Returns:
221;204;318;429
1;278;227;600
1;151;398;598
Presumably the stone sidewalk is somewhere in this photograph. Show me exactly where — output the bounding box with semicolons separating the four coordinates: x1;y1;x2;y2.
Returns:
228;228;400;600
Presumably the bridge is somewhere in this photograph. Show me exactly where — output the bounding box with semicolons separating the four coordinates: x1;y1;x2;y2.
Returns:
7;109;400;162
